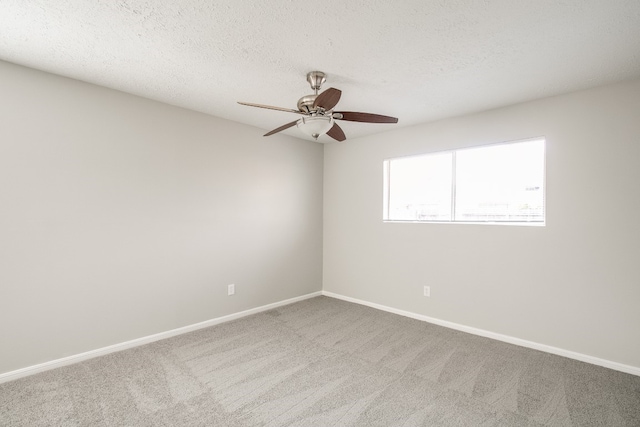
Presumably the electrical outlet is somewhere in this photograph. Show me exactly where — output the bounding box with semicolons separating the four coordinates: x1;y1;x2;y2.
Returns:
228;284;235;296
423;286;430;297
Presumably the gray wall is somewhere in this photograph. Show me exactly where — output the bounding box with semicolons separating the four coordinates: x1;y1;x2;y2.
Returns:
2;58;638;376
323;78;640;369
0;61;323;375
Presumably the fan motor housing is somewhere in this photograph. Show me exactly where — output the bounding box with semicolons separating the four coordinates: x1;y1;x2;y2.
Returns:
297;94;318;113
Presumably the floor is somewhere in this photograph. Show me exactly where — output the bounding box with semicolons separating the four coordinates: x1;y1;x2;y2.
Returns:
1;296;639;426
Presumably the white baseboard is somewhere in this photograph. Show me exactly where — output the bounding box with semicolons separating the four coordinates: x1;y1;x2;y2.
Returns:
0;291;322;385
322;291;640;377
4;290;637;383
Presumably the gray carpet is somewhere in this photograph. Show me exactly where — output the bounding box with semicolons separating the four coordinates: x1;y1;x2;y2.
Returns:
1;296;639;426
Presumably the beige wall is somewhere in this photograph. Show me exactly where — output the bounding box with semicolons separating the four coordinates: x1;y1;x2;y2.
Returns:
0;61;323;375
323;78;640;369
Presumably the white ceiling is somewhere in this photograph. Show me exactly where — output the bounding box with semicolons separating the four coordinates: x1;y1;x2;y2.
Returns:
1;1;640;142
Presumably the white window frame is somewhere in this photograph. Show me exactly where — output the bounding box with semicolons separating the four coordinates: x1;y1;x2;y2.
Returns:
383;137;546;226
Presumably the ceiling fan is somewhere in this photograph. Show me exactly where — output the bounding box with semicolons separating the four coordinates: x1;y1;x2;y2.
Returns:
238;71;398;142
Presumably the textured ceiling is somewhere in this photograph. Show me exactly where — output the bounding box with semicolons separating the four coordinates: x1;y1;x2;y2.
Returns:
1;1;640;142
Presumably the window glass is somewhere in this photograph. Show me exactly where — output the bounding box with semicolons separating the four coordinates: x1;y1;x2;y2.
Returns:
455;140;545;222
386;152;452;221
383;138;545;224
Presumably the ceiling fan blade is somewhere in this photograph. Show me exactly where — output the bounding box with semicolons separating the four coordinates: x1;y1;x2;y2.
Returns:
313;88;342;111
238;102;306;115
263;120;299;137
326;123;346;142
333;111;398;123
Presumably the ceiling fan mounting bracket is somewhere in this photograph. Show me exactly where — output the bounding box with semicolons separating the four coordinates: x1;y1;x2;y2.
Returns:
306;71;326;93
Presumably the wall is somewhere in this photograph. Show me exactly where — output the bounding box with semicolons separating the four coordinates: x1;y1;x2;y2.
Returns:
0;61;323;375
323;78;640;369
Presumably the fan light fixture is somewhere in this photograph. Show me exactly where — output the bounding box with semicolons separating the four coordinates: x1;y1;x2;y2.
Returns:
296;116;333;140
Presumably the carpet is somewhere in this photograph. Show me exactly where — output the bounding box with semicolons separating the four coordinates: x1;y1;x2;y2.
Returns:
1;296;639;426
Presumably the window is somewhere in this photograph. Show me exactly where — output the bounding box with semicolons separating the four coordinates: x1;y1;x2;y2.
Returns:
383;138;545;224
